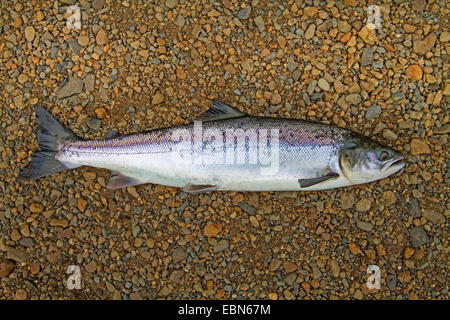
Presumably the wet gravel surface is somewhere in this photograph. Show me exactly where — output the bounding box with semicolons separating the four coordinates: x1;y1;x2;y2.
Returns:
0;0;448;300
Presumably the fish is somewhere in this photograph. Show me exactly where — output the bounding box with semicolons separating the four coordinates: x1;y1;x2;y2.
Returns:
18;99;405;193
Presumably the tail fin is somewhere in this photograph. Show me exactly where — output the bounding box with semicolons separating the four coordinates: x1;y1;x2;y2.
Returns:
18;106;81;180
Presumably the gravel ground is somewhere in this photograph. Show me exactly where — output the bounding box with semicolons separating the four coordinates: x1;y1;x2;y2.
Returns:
0;0;448;300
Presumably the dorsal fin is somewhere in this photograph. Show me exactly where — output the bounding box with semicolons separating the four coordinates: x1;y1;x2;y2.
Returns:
195;99;246;122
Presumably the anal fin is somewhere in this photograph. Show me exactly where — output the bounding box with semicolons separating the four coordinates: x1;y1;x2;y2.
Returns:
298;173;339;188
183;184;217;194
107;174;144;190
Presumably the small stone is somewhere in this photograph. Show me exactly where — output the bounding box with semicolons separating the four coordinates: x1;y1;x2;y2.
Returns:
287;56;296;72
56;77;84;99
361;48;373;66
318;78;330;91
341;193;355;209
6;246;27;263
346;93;362;105
78;35;89;47
84;73;95;91
169;270;184;284
0;261;14;278
213;240;229;253
68;38;82;55
270;93;281;105
358;25;377;45
30;203;44;213
96;29;108;45
237;7;251;20
349;243;361;255
410;139;430;155
365;104;381;120
269;258;282;271
434;124;450;134
95;107;107;119
357;221;373;232
412;0;426;11
36;11;44;22
86;260;97;273
407;198;421;218
268;293;278;300
382;129;398;141
175;15;185;27
15;289;27;300
92;0;105;10
356;198;371;212
423;208;445;225
77;198;87;212
254;16;265;32
409;227;429;248
283;261;297;273
382;190;397;206
165;0;178;9
404;247;414;259
440;31;450;43
86;118;101;130
329;260;340;277
152;93;164;105
25;26;35;42
413;33;436;55
238;202;256;215
13;16;22;28
204;223;221;237
303;7;318;17
406;65;423;81
305;24;316;40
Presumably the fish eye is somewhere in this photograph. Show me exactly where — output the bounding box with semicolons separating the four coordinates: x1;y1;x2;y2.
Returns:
378;150;390;161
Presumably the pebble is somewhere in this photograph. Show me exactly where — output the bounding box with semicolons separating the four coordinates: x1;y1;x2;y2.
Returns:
357;221;373;232
407;198;422;218
165;0;178;9
92;0;105;10
254;16;265;32
413;33;436;55
86;118;101;130
406;65;423;81
213;240;229;253
346;93;362;105
356;199;371;212
0;261;14;278
68;38;82;55
317;78;330;91
410;139;430;155
56;77;84;99
152;93;164;105
96;29;108;45
361;48;373;67
204;223;221;237
24;26;35;42
237;7;251;20
365;104;381;120
382;129;398;141
410;227;429;248
423;208;445;225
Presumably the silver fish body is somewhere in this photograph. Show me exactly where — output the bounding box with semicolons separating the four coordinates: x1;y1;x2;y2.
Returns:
19;100;405;192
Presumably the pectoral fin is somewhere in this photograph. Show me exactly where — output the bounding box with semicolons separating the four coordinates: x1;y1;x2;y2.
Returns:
183;184;217;194
107;174;145;190
298;173;339;188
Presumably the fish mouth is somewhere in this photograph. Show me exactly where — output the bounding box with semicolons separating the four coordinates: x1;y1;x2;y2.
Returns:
382;155;405;171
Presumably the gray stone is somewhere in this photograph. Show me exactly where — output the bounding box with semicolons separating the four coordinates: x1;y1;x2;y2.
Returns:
68;38;82;55
318;78;330;91
172;248;188;263
346;93;362;105
92;0;105;10
357;220;374;232
410;226;429;248
365;104;381;120
287;56;296;72
382;129;398;141
254;16;265;32
238;202;256;215
361;47;374;66
86;118;101;130
84;73;95;91
213;240;229;253
408;198;422;218
175;15;185;27
237;7;251;20
165;0;178;9
56;77;83;99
